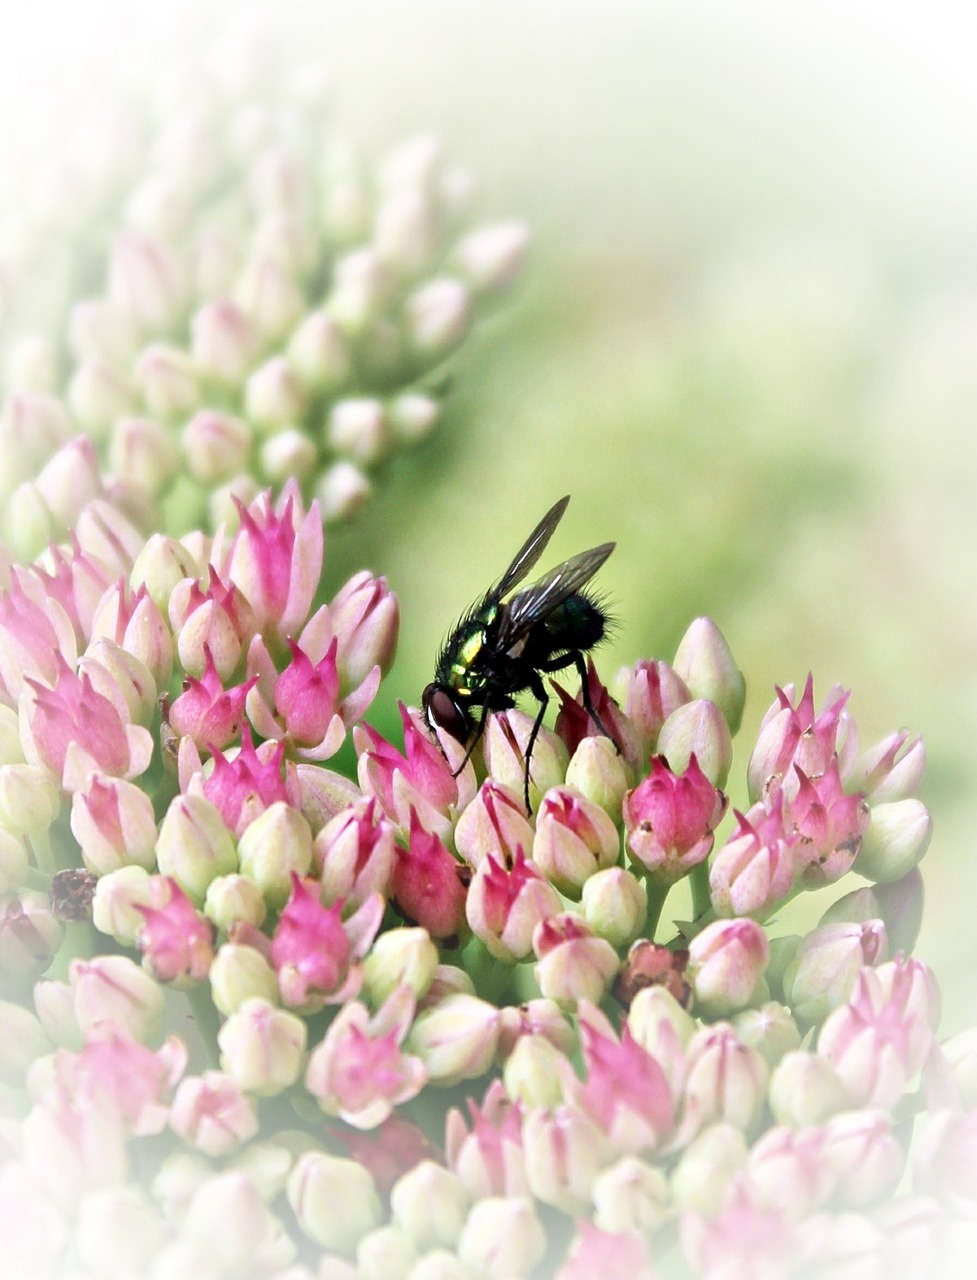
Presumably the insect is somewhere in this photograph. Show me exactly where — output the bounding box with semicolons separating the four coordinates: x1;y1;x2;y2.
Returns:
422;495;616;810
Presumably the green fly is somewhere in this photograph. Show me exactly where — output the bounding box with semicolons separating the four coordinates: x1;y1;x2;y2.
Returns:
422;495;616;809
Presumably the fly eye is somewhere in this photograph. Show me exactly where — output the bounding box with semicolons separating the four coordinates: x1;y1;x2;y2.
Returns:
423;684;469;744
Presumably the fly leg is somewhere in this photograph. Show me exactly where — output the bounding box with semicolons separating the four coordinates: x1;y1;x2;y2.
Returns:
572;650;621;751
523;671;551;813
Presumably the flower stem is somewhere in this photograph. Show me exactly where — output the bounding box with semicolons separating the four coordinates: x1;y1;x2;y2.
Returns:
644;880;670;940
689;861;711;921
183;983;224;1068
460;936;516;1005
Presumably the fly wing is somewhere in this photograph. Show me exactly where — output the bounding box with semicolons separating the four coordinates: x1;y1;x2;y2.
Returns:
493;495;571;600
496;542;615;649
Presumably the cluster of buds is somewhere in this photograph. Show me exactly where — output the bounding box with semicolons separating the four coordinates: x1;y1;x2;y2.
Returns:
1;446;971;1278
0;26;528;545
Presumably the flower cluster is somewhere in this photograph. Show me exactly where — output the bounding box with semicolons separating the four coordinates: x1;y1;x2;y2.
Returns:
0;453;974;1279
0;27;528;546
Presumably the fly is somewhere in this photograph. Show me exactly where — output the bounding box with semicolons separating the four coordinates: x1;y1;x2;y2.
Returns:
422;495;616;811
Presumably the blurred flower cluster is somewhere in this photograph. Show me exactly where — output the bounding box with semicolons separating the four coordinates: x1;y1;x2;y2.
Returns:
2;28;976;1280
0;28;527;546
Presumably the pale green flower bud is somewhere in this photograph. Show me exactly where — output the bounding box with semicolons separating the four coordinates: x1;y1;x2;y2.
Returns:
204;873;268;932
108;228;186;331
149;1149;211;1219
210;943;279;1015
2;483;56;560
109;416;180;495
326;397;390;466
67;298;139;369
315;460;372;523
260;429;318;485
182;1171;285;1277
191;299;260;386
457;1196;546;1279
686;918;769;1016
5;333;58;392
357;1226;418;1280
81;640;158;727
126;173;191;239
244;355;308;432
683;1025;769;1135
657;698;733;789
940;1026;977;1109
669;1122;748;1215
404;277;470;361
378;133;442;193
238;802;313;909
0;764;59;837
287;309;351;393
327;248;396;334
502;1034;567;1108
387;392;439;444
33;978;83;1050
591;1156;670;1234
0;827;28;893
67;357;136;439
0;704;24;765
522;1105;611;1214
76;1185;166;1280
182;410;253;484
91;865;153;946
74;499;146;574
236;255;305;343
208;475;262;532
768;1049;848;1126
130;533;201;613
580;866;648;947
362;927;439;1008
452;221;529;295
855;799;932;883
218;998;307;1095
134;343;200;421
0;890;63;981
157;794;239;904
35;436;103;528
406;994;500;1086
564;734;630;814
390;1161;469;1251
0;998;51;1085
404;1251;470;1280
672;617;746;736
732;1001;802;1069
287;1151;382;1251
782;919;887;1025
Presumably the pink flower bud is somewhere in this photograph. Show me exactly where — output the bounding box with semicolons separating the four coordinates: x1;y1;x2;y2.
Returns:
286;1152;382;1251
270;874;356;1007
218;997;307;1095
314;798;397;907
406;993;500;1085
453;780;535;871
181;1169;284;1277
221;487;323;641
554;660;639;769
70;954;165;1043
0;890;63;982
34;436;104;530
532;913;620;1009
624;754;726;884
306;987;426;1129
626;984;697;1097
557;1222;655;1280
521;1105;612;1214
181;409;253;484
168;1070;260;1156
90;579;174;688
745;1124;834;1220
172;572;253;681
748;675;856;804
657;697;734;789
0;566;77;701
819;1109;906;1206
203;732;300;839
914;1108;977;1213
274;637;343;751
392;812;468;941
156;793;238;903
466;849;562;962
137;877;215;984
167;648;255;753
848;730;926;803
788;760;870;888
75;1185;166;1278
70;772;158;875
615;658;691;761
445;1080;528;1200
783;919;888;1025
330;570;399;687
481;708;568;810
190;299;260;386
531;786;620;898
496;998;576;1061
709;793;798;917
686;919;769;1016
